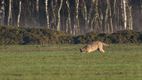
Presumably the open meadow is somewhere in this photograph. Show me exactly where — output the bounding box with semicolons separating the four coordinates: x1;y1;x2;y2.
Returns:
0;44;142;80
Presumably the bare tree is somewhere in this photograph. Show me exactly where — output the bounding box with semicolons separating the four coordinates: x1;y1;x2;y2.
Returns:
17;0;21;27
57;0;63;31
126;0;133;30
45;0;49;28
66;0;72;34
1;0;142;34
36;0;39;12
74;0;80;35
83;0;87;27
0;0;5;24
106;0;113;33
87;0;94;32
8;0;12;25
122;0;127;30
120;0;133;30
127;5;133;30
50;0;57;30
92;0;103;33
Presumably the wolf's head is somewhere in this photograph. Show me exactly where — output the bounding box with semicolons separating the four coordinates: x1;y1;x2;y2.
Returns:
80;47;87;53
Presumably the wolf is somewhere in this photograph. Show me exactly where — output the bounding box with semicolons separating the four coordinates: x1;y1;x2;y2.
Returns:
80;41;109;53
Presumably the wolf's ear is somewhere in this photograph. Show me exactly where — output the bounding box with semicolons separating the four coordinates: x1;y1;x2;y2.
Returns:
80;48;83;52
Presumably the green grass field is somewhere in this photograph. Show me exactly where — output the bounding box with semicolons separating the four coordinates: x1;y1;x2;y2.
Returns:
0;44;142;80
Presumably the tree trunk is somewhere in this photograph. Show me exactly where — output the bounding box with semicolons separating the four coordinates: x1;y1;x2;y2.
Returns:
103;0;109;33
107;0;113;33
66;0;72;34
74;0;80;35
57;0;63;31
87;0;94;32
45;0;49;28
36;0;39;12
17;1;21;27
128;6;133;30
82;0;88;32
8;0;12;25
91;0;100;33
0;0;5;24
122;0;127;30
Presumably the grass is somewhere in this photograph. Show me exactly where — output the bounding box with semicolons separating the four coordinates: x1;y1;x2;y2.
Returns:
0;44;142;80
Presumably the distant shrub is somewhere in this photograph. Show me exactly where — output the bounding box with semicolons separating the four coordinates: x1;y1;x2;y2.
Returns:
73;35;87;44
109;30;140;43
0;25;142;45
138;32;142;43
0;25;71;45
59;35;74;44
72;30;141;44
96;33;112;43
73;32;97;44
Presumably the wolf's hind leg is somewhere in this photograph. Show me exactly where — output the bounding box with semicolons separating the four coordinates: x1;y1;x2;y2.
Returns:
98;47;105;53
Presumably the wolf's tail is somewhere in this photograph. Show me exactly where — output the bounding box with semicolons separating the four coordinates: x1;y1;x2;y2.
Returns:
102;42;109;46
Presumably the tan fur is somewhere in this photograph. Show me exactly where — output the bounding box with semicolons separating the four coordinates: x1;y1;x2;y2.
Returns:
80;41;109;53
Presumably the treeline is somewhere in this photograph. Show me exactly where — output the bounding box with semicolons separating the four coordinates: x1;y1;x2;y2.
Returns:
0;25;142;45
0;0;142;34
